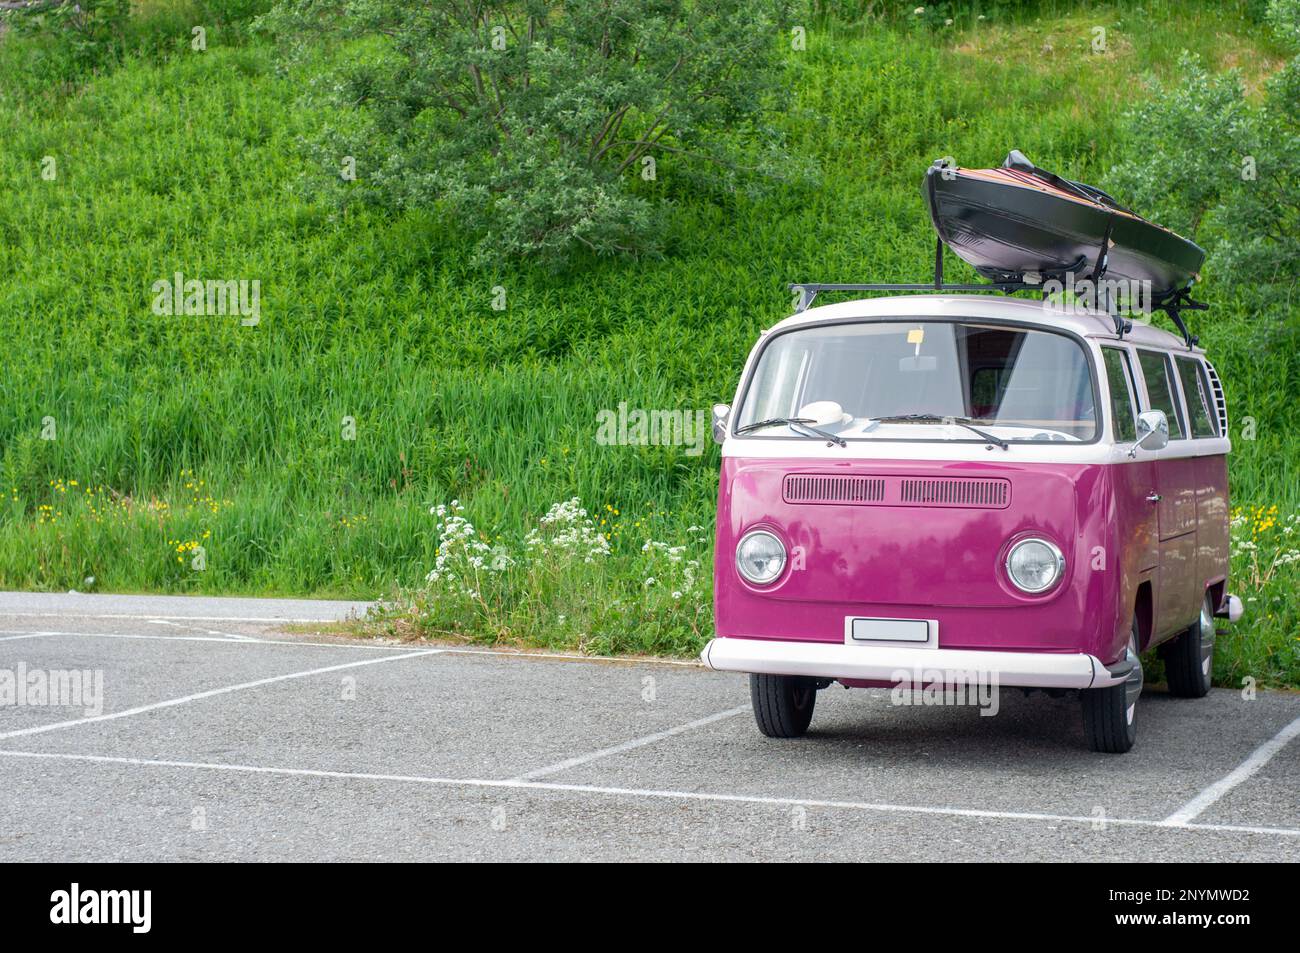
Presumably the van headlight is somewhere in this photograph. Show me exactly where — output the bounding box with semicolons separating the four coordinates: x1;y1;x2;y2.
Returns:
736;530;786;585
1005;538;1065;593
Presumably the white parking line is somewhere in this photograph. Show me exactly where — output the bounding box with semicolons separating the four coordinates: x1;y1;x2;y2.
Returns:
1;749;1297;839
0;628;704;664
514;705;750;781
0;632;58;643
146;619;259;641
1160;712;1300;826
0;629;417;651
0;649;440;741
6;612;360;623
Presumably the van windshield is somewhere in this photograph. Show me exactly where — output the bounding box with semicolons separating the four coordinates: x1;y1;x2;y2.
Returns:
735;320;1097;442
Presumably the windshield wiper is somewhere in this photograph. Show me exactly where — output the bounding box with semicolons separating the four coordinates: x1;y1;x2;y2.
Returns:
866;414;1009;450
735;416;846;447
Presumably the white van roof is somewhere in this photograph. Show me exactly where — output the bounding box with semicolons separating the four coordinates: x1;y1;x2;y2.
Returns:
772;294;1199;353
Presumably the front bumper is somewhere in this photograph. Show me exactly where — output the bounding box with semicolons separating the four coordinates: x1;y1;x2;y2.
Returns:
701;637;1128;689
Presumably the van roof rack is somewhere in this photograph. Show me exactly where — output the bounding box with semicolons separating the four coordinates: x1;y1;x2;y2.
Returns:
790;238;1206;348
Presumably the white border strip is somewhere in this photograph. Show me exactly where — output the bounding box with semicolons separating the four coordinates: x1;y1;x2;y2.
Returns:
0;649;440;741
1160;713;1300;826
513;705;749;781
1;749;1296;839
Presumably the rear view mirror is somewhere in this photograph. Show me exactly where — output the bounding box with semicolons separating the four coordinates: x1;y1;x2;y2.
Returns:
1133;409;1169;454
711;403;730;444
899;355;937;372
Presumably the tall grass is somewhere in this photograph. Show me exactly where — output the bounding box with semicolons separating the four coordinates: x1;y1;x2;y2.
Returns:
0;1;1295;681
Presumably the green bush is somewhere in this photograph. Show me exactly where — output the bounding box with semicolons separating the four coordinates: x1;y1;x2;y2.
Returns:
258;0;809;267
0;0;276;98
1108;2;1300;286
0;0;131;84
1267;0;1300;43
1106;53;1251;239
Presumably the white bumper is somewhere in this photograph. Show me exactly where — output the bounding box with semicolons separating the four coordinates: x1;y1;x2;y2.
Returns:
700;637;1126;689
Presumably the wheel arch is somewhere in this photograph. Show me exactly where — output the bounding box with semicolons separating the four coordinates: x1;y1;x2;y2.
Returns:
1133;580;1154;653
1205;577;1227;616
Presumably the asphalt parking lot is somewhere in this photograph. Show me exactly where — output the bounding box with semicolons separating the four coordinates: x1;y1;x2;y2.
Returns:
1;592;1297;861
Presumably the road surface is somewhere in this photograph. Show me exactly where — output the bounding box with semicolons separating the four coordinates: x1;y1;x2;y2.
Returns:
0;591;1296;861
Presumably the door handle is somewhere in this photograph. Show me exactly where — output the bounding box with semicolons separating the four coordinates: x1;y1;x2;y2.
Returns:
1146;492;1161;503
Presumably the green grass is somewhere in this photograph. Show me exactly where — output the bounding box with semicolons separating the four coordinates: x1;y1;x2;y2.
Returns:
0;0;1296;683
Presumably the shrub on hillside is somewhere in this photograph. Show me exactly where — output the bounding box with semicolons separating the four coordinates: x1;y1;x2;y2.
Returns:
258;0;807;267
1108;1;1300;291
0;0;276;93
1215;5;1300;285
1267;0;1300;44
0;0;131;80
1106;53;1251;240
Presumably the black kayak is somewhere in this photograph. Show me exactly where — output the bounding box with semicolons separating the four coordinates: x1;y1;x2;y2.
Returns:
924;151;1205;301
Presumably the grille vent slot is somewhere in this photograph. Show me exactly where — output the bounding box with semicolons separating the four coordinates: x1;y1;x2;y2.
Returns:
783;474;886;505
899;477;1010;508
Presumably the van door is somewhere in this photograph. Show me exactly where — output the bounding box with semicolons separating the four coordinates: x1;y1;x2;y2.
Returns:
1135;349;1199;639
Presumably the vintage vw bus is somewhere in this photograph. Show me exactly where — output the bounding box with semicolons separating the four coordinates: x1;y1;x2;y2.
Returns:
702;294;1241;752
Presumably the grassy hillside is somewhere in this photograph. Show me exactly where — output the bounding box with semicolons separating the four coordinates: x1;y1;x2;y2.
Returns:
1;0;1296;682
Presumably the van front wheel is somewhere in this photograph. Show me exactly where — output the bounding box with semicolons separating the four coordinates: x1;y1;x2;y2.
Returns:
750;674;817;738
1081;621;1142;753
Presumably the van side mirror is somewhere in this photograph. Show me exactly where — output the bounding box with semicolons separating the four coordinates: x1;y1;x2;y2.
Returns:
1133;410;1169;454
711;404;730;444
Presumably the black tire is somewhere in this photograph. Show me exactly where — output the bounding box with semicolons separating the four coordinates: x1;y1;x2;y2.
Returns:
749;674;817;738
1082;619;1142;754
1161;593;1215;699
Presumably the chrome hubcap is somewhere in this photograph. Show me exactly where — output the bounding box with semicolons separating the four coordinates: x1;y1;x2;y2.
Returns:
1124;633;1144;727
1199;603;1216;679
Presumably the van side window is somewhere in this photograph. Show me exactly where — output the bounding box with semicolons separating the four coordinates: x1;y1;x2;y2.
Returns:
1175;356;1218;438
1137;350;1185;440
1101;347;1138;442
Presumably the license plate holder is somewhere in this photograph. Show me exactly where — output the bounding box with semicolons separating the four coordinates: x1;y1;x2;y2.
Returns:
845;617;935;645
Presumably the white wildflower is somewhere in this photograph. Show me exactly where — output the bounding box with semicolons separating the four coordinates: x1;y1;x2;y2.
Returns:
527;497;610;562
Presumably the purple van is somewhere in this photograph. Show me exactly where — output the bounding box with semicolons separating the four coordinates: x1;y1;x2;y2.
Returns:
702;294;1241;752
